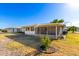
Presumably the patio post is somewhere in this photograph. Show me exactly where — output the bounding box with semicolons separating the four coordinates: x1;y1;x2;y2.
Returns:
34;26;36;34
60;27;62;35
46;27;48;35
56;26;57;39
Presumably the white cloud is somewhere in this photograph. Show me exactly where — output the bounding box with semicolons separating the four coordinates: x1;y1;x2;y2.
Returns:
71;21;79;27
65;18;79;27
66;21;79;27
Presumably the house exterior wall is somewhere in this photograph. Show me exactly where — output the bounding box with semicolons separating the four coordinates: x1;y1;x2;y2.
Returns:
7;29;14;32
21;26;35;35
35;26;63;35
5;28;14;33
35;26;63;39
5;28;22;33
25;31;35;35
14;28;17;32
21;27;27;32
77;28;79;32
22;23;64;39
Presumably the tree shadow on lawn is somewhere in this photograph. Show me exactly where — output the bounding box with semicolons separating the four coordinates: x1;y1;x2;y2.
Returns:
6;33;41;49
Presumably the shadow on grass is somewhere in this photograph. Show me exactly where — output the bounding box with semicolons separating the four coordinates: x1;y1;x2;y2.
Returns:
5;33;58;56
6;33;41;49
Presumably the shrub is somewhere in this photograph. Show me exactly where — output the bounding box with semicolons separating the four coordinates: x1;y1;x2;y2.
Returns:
67;26;77;33
17;32;24;34
62;30;68;35
2;30;7;32
40;36;51;50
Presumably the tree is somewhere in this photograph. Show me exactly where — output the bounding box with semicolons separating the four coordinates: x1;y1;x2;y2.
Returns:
58;19;64;23
50;19;58;23
0;29;2;31
50;19;64;23
67;26;77;33
1;30;7;32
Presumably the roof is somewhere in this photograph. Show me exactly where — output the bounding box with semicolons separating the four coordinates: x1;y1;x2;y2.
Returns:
4;28;14;29
21;23;65;28
21;24;37;28
4;27;21;30
36;23;65;27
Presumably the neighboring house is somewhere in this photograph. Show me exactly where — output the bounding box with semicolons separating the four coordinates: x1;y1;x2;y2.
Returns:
21;23;65;39
5;28;21;33
76;27;79;32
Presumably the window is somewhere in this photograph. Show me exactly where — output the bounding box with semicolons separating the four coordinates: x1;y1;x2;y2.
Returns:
31;27;34;31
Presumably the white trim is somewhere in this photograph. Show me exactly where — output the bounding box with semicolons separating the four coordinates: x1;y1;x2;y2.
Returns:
59;27;62;36
25;31;35;35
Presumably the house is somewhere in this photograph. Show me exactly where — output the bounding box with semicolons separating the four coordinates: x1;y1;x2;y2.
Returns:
21;23;65;39
21;24;36;35
76;27;79;33
5;28;21;33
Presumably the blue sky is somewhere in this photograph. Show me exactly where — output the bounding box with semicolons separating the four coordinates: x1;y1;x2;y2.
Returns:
0;3;79;28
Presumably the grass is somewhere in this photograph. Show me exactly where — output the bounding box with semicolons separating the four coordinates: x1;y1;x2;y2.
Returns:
39;32;79;56
0;33;38;56
0;32;79;56
58;32;79;46
6;41;36;55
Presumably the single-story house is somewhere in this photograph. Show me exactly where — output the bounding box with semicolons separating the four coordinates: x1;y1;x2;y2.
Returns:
21;23;65;39
5;28;22;33
76;27;79;33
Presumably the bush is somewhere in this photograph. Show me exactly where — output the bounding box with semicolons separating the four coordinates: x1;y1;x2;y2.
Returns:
40;36;51;50
2;30;7;32
67;26;77;33
40;45;46;50
62;30;68;35
17;32;24;34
